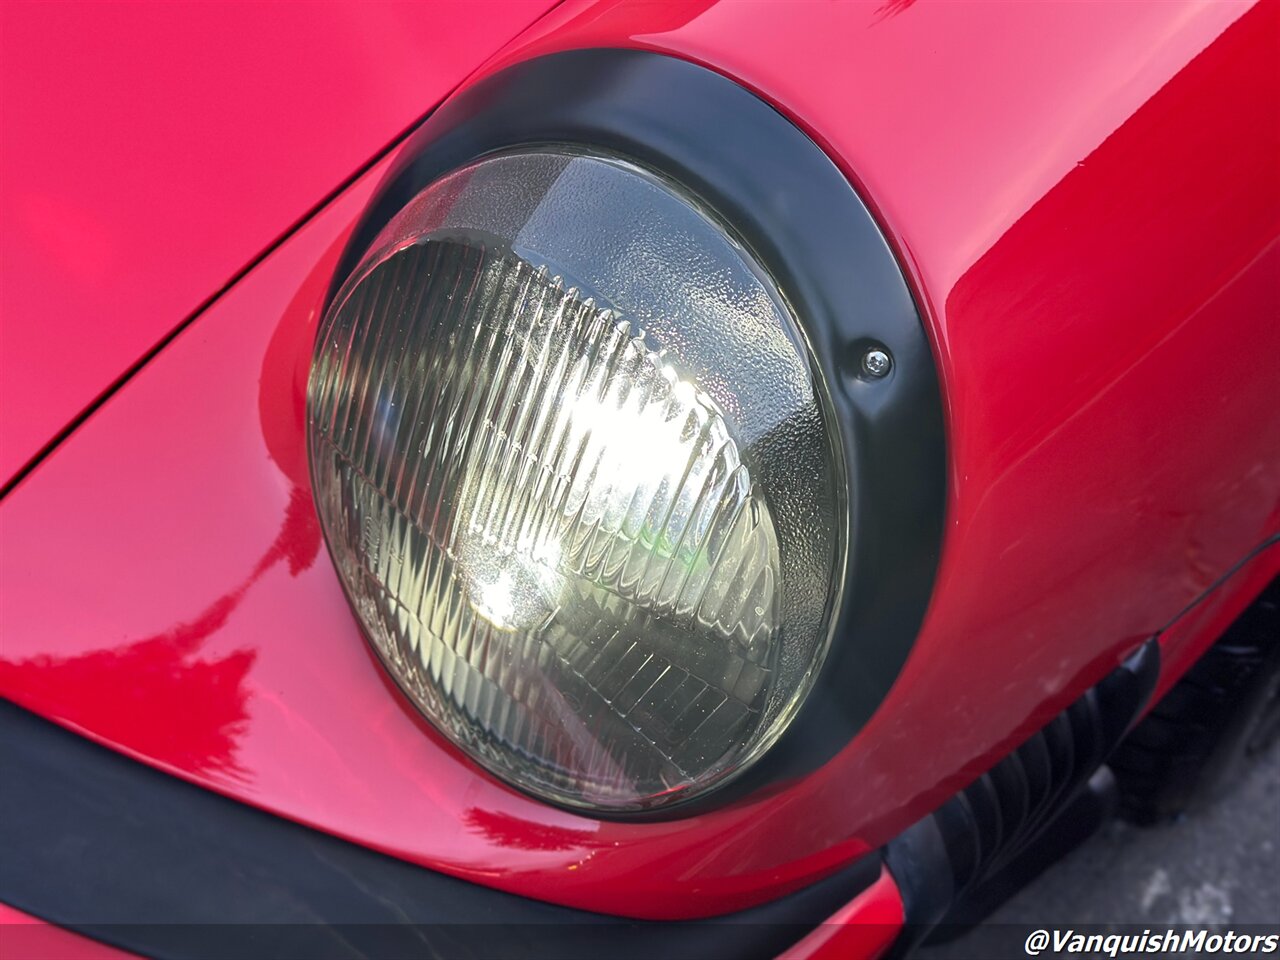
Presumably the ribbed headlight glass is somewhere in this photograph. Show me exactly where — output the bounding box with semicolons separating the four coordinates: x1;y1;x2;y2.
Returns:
308;148;846;812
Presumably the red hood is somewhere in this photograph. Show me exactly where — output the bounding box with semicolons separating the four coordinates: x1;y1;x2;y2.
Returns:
0;0;557;489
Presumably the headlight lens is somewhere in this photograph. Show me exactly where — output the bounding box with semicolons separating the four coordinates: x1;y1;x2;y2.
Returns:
308;148;846;812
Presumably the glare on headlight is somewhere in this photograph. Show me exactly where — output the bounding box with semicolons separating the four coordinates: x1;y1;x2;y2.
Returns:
308;148;846;813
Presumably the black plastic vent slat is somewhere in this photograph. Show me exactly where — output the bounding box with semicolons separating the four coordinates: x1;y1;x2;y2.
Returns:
884;639;1161;945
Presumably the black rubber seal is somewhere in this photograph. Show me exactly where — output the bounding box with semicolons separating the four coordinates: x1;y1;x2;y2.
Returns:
882;638;1161;954
332;48;947;815
0;699;881;960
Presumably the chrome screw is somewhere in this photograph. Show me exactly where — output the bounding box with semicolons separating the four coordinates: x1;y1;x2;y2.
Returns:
861;347;892;379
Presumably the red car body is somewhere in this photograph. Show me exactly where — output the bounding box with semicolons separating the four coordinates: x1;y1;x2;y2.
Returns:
2;1;1277;957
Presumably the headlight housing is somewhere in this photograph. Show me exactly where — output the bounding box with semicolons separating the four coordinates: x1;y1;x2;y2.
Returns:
310;148;845;812
307;50;946;817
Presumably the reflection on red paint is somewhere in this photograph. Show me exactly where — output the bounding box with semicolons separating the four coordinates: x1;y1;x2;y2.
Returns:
258;253;328;489
255;486;323;578
872;0;918;25
0;611;257;781
0;485;319;780
462;808;595;852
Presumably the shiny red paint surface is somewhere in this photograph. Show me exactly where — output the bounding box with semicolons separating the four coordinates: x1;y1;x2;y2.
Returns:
0;904;138;960
0;0;558;489
778;867;903;960
2;0;1278;925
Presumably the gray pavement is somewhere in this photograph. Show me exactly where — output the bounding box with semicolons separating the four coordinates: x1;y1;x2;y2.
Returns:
930;739;1279;957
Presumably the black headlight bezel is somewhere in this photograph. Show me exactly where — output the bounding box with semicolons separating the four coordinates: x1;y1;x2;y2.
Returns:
328;48;946;817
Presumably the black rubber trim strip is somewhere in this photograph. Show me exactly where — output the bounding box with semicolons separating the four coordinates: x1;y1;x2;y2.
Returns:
331;48;948;815
0;700;881;960
882;638;1161;954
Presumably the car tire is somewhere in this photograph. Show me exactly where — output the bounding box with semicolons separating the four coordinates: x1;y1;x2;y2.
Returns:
1111;575;1280;824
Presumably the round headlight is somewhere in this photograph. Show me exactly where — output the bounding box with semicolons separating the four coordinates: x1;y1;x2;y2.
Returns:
309;148;846;812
